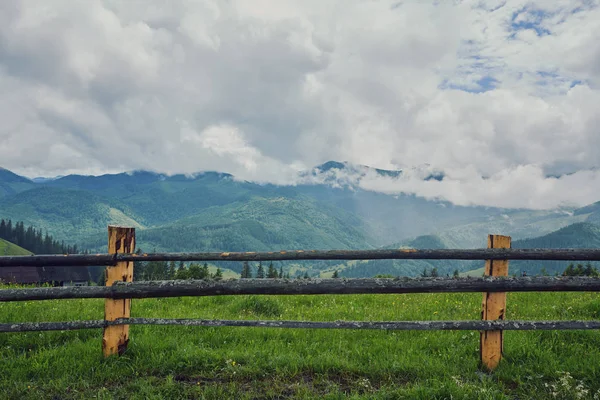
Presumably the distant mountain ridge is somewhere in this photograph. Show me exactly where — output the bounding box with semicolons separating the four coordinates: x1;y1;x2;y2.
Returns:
0;162;489;246
305;161;444;187
0;167;31;184
1;163;600;277
0;167;35;198
7;160;429;190
313;161;403;178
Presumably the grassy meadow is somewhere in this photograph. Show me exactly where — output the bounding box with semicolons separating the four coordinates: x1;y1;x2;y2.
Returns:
0;238;32;256
1;287;600;399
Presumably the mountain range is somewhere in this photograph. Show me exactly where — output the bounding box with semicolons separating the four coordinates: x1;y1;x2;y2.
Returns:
1;163;600;277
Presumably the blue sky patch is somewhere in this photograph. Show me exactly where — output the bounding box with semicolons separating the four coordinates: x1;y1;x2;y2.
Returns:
570;80;584;88
439;75;498;93
510;7;552;36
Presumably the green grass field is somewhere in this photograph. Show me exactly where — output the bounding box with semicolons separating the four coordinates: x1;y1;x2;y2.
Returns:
1;288;599;399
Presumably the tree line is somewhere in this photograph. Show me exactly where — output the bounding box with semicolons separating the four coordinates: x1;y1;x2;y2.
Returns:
128;248;224;284
382;263;599;279
561;262;599;277
0;218;80;255
129;256;330;283
240;261;291;279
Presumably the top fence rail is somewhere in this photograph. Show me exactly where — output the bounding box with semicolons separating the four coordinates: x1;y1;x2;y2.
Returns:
3;248;600;267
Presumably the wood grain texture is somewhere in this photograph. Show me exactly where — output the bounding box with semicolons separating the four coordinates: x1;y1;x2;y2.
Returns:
5;248;600;267
102;226;135;357
2;276;600;302
2;319;599;333
481;234;511;371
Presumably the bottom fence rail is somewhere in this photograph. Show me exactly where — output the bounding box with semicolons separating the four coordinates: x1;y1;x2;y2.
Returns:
1;318;600;333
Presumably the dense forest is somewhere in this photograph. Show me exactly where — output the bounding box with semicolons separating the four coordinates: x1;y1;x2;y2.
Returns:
0;219;80;255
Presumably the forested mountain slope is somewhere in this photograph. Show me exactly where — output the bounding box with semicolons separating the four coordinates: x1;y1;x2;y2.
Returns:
510;223;600;276
339;222;600;278
1;164;600;278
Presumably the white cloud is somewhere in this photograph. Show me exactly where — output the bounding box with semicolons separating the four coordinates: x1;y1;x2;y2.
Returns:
358;164;600;210
0;0;599;209
179;122;302;183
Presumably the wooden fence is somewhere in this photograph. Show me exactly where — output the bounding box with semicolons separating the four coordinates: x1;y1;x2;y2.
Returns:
1;226;600;370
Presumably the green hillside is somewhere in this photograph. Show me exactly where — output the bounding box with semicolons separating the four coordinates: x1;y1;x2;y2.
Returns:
431;208;591;249
0;238;32;256
0;166;513;249
0;187;145;241
80;196;374;276
338;222;600;278
142;196;374;251
89;174;259;225
510;222;600;275
339;235;479;278
579;201;600;225
460;223;600;277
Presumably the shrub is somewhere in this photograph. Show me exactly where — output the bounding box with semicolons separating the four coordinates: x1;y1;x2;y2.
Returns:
233;296;282;317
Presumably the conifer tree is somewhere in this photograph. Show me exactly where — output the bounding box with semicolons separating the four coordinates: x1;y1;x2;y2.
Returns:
175;261;187;279
0;219;78;255
332;270;339;278
167;261;176;279
267;262;278;278
214;268;223;280
563;263;575;276
241;261;252;278
256;262;265;278
188;263;202;279
96;273;105;287
133;247;147;280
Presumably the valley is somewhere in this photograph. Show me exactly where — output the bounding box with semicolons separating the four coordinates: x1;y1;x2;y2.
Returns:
2;162;600;278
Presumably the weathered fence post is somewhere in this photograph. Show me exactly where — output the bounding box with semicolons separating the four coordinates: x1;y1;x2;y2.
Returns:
480;234;511;370
102;226;135;357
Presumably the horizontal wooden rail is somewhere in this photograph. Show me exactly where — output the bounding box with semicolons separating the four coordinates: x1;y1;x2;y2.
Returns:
2;277;600;302
2;318;599;333
4;248;600;267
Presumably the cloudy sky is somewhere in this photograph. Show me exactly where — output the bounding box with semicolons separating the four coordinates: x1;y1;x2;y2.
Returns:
1;0;599;209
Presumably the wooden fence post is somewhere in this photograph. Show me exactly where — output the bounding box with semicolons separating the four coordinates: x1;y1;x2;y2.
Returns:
480;234;511;371
103;226;135;357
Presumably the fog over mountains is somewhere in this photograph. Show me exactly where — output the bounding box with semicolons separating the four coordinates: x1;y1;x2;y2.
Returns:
2;162;600;277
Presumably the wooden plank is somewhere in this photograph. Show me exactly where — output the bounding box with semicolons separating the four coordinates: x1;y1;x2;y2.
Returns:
481;235;511;370
2;276;600;302
2;318;600;333
102;226;135;357
5;248;600;267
